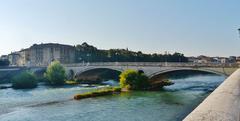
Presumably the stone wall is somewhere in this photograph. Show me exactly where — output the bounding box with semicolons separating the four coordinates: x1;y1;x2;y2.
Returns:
184;69;240;121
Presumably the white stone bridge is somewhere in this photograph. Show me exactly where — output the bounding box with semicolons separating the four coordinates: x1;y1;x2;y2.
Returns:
0;62;238;81
63;62;238;78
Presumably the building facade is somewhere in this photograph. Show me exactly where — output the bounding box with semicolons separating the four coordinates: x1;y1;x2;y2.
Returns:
8;52;21;66
0;55;8;60
18;49;30;66
29;43;75;66
237;57;240;65
8;43;76;66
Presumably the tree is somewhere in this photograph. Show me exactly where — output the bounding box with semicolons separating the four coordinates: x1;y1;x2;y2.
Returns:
44;61;66;85
12;71;37;89
119;69;150;90
74;42;188;63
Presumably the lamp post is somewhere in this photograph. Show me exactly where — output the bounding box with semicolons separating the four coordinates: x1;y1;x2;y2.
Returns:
86;54;91;66
115;52;119;62
164;52;168;66
134;53;138;62
238;28;240;38
115;52;119;66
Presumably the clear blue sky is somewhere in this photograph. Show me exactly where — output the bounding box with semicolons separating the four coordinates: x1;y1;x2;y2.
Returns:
0;0;239;57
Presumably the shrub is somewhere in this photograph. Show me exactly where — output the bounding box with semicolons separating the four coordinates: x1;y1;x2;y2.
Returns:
119;69;150;90
44;61;66;85
12;71;37;89
112;87;121;92
74;87;121;100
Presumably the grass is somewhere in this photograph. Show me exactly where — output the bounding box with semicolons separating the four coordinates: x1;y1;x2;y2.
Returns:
74;87;121;100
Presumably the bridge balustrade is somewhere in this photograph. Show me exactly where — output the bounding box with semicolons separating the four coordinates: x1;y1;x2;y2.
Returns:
63;62;238;68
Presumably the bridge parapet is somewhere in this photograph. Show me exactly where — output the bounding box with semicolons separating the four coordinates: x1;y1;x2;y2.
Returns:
64;62;239;68
184;69;240;121
63;63;238;78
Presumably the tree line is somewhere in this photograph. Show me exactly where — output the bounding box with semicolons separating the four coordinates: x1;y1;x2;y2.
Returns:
75;42;188;62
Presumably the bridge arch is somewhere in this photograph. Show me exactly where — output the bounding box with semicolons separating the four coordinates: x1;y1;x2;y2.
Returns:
75;67;123;76
74;67;124;83
31;68;47;77
149;68;226;80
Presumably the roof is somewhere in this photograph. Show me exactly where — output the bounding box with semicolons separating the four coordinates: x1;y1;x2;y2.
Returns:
30;43;74;49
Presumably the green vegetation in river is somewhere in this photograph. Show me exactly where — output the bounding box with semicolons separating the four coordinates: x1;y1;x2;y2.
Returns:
74;87;121;100
44;61;66;86
12;71;37;89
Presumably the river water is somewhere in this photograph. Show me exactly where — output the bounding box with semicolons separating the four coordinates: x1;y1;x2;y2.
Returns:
0;74;225;121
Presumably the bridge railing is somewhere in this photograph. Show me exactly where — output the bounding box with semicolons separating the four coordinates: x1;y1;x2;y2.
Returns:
2;62;238;68
63;62;239;68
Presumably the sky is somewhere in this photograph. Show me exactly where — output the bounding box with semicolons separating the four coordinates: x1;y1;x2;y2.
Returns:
0;0;239;57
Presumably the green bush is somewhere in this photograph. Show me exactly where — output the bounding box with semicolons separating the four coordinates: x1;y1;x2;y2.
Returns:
44;61;66;85
112;87;121;92
74;87;121;100
12;71;37;89
119;70;150;90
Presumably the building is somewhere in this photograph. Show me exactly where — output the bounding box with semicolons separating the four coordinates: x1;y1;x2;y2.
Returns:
8;52;21;66
237;57;240;64
220;57;229;64
211;57;221;64
18;49;30;66
0;55;8;60
28;43;75;66
196;55;212;64
6;43;76;66
188;56;212;64
229;56;237;63
188;57;196;63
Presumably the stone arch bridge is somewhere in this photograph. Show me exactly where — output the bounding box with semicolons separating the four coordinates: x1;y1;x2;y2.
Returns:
0;62;238;82
63;62;238;79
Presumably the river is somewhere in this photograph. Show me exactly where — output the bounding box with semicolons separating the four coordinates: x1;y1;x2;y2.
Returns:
0;74;226;121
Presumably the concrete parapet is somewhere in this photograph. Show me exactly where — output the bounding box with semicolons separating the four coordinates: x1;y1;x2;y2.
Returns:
184;69;240;121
